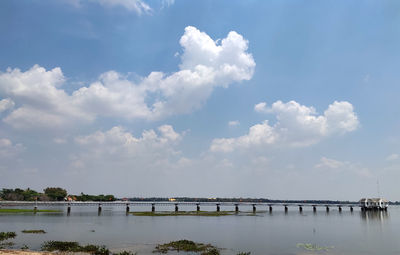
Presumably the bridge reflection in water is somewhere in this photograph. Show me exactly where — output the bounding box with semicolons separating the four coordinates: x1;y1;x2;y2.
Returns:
361;209;389;222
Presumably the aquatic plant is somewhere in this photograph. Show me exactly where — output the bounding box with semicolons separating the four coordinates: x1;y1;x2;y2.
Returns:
236;252;251;255
296;243;334;251
154;240;219;254
201;247;220;255
0;241;14;249
42;240;110;255
113;251;137;255
0;232;16;241
22;229;46;234
21;244;29;250
132;211;236;217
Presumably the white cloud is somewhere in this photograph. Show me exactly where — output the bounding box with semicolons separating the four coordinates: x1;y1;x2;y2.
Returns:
161;0;175;8
94;0;151;14
386;153;399;161
0;26;255;129
254;102;268;113
315;157;345;169
0;98;14;112
67;0;152;14
211;100;359;152
0;138;24;158
228;120;240;127
315;156;373;178
71;125;183;177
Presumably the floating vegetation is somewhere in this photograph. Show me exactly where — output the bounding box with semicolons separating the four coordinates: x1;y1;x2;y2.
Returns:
22;229;46;234
153;240;220;254
236;252;251;255
41;240;110;255
0;208;61;213
113;251;137;255
132;211;240;217
0;232;16;241
296;243;334;251
21;244;30;250
0;241;15;249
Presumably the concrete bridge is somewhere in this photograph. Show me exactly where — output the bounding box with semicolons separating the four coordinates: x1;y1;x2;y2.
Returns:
0;201;361;215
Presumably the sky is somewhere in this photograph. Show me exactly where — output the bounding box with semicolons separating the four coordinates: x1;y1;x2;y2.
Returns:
1;0;400;200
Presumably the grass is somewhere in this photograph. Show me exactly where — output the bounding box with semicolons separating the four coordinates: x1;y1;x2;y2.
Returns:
0;232;16;242
42;241;109;255
0;208;61;213
153;240;220;255
131;211;242;216
22;229;46;234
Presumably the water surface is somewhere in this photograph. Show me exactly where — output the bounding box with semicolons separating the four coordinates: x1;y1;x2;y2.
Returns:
0;205;399;255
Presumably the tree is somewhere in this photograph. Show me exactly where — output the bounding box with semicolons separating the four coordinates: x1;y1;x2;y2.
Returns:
43;187;67;201
22;188;40;201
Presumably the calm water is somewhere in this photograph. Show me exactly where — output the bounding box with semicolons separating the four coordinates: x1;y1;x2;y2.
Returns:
1;205;399;255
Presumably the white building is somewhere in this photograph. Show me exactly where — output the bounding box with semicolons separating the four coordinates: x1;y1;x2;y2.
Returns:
359;198;388;210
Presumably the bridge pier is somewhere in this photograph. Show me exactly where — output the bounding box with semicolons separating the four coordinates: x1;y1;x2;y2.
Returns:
326;206;329;213
338;206;342;212
235;204;239;213
284;206;288;213
313;206;316;213
350;206;353;212
152;204;155;212
299;206;303;213
269;206;273;213
252;204;256;213
216;204;220;212
175;204;178;212
98;204;102;215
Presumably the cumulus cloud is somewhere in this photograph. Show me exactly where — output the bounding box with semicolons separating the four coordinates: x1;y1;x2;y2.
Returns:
0;98;14;113
211;100;359;152
254;102;268;113
0;65;92;129
0;138;24;158
72;125;183;172
0;26;255;129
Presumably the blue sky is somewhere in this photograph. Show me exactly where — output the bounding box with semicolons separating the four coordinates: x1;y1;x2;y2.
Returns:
1;0;400;200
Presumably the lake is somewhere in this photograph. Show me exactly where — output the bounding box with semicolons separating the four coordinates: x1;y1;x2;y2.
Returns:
1;205;399;254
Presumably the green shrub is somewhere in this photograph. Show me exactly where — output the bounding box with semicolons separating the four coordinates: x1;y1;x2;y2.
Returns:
0;232;16;241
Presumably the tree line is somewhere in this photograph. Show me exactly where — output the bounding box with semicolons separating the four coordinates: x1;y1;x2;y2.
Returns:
0;187;115;202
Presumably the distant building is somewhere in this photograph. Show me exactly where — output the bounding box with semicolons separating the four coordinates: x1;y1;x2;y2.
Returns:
169;198;176;202
359;198;388;210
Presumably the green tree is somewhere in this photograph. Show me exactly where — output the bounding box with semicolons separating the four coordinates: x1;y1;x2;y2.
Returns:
44;187;67;201
22;188;40;201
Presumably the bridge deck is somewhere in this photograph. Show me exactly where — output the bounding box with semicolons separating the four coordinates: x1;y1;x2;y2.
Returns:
0;201;360;207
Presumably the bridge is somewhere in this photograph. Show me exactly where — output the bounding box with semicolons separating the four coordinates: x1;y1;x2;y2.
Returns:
0;201;362;215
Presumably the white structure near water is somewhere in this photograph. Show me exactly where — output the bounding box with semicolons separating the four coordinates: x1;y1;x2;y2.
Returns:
359;198;388;210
